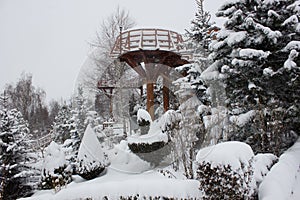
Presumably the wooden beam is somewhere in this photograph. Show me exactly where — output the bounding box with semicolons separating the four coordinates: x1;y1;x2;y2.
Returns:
163;76;170;112
146;81;155;120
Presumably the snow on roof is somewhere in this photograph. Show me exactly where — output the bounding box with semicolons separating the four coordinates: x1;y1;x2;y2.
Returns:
196;141;254;170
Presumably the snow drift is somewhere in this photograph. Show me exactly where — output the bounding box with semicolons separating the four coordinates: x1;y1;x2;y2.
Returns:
259;138;300;200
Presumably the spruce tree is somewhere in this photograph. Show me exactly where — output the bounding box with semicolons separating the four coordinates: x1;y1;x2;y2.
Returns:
209;0;300;154
53;105;74;144
52;104;80;174
0;108;34;199
72;86;88;139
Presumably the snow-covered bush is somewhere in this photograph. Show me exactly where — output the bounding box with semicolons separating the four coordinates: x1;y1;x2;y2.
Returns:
76;160;106;180
128;111;172;166
40;141;72;191
76;125;109;180
40;165;72;191
137;109;152;135
196;141;255;199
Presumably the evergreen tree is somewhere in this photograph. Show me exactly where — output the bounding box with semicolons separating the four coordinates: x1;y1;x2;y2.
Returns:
0;108;34;199
189;0;218;54
72;86;88;139
53;105;74;144
179;0;227;147
52;104;80;174
208;0;300;154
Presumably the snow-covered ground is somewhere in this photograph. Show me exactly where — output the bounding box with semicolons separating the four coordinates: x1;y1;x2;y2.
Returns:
19;116;299;200
20;168;201;200
20;137;300;200
20;139;201;200
259;138;300;200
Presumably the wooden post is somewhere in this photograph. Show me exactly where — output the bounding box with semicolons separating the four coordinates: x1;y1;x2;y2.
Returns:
146;81;155;120
109;88;113;118
163;76;170;112
140;86;143;97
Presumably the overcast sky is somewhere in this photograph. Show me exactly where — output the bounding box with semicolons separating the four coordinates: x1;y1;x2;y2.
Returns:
0;0;226;102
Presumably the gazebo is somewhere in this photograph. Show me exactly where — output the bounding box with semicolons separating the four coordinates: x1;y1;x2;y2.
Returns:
110;28;191;119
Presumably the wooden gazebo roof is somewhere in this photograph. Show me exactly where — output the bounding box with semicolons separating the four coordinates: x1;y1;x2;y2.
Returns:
110;28;191;61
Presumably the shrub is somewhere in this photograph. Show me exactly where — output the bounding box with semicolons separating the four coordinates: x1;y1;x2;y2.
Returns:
196;161;255;200
40;165;72;191
128;141;172;166
76;160;106;180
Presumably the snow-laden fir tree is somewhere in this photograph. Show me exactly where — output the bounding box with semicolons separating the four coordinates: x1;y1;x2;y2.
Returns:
180;0;228;147
0;108;35;199
53;104;74;144
189;0;218;56
209;0;300;154
72;86;88;139
52;104;80;174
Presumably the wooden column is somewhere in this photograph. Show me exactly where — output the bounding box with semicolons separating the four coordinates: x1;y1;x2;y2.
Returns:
146;82;155;120
108;88;114;118
163;77;170;112
140;86;143;97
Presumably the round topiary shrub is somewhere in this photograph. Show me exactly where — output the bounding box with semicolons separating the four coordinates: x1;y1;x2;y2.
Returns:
196;141;256;199
197;161;254;200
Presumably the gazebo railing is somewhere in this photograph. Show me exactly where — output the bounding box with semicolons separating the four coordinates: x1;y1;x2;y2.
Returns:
110;28;190;59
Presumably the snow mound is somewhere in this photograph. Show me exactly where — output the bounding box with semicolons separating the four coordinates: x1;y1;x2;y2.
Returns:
77;124;106;165
42;141;66;175
253;153;278;184
196;141;254;170
259;138;300;200
128;112;170;144
137;109;152;123
109;140;152;173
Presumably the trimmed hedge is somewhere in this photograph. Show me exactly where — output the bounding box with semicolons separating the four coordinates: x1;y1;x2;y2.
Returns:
196;161;255;200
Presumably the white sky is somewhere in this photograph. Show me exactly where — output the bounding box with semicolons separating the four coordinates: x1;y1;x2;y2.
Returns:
0;0;226;102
